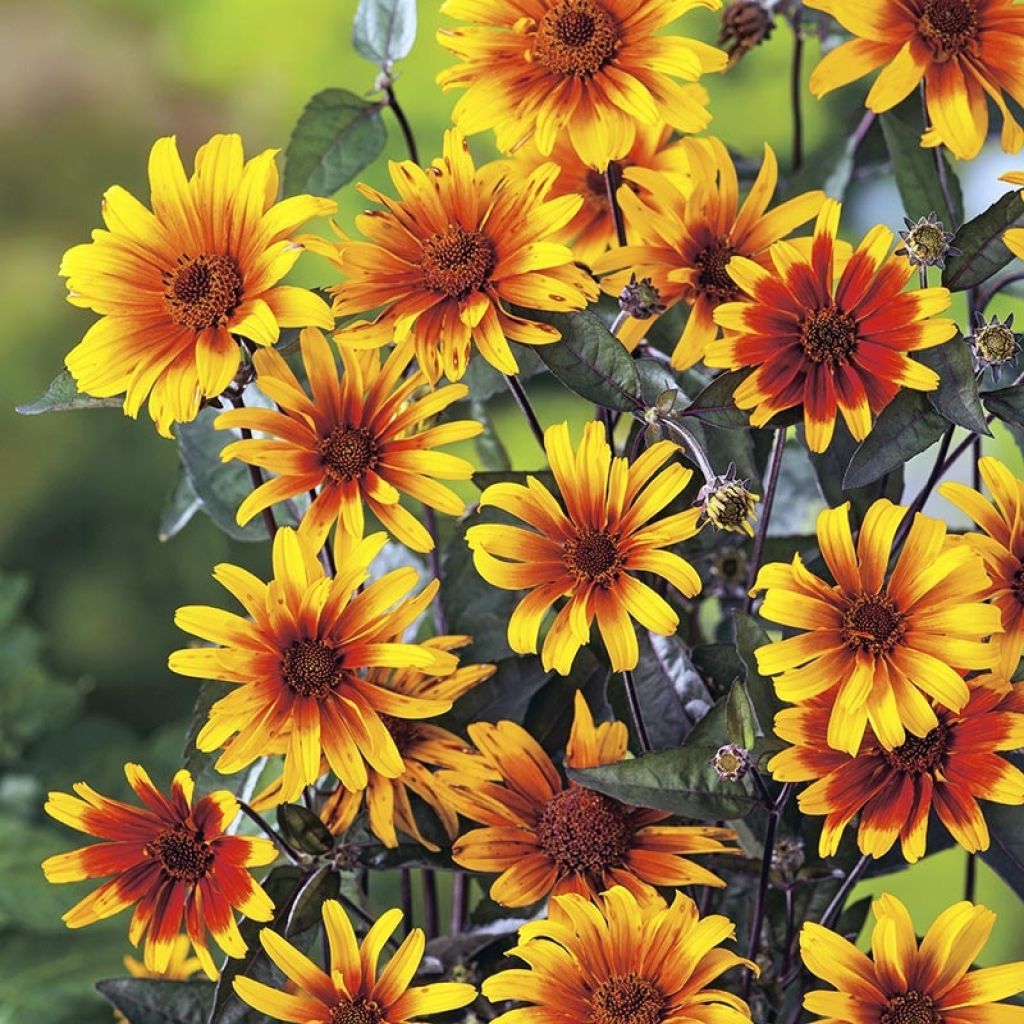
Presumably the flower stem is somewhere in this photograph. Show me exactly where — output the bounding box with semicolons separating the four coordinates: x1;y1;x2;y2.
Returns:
504;374;546;452
622;668;652;753
744;427;786;613
422;869;439;940
451;871;470;935
605;162;628;247
790;9;805;172
965;851;978;903
230;394;278;540
400;867;413;937
893;424;955;552
237;801;303;865
424;505;448;636
385;85;419;165
659;417;716;482
819;853;871;930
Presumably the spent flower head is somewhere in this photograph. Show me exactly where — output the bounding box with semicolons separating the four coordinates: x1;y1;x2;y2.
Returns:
970;312;1020;371
719;0;775;67
713;743;752;781
895;212;959;269
619;275;667;321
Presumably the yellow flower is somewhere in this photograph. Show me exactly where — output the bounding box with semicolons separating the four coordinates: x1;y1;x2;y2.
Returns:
801;894;1024;1024
122;934;203;982
437;0;728;170
467;421;703;674
61;134;335;436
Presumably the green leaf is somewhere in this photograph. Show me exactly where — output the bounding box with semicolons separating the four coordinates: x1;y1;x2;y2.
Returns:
915;335;990;435
731;611;784;747
943;189;1024;292
524;649;608;756
282;89;387;199
530;310;642;412
441;655;552;731
980;755;1024;900
982;384;1024;430
844;391;947;489
634;359;680;408
352;0;417;68
355;841;454;871
725;679;757;750
277;803;334;855
96;979;214;1024
16;369;122;415
158;472;202;543
681;370;751;428
470;398;511;472
691;643;745;695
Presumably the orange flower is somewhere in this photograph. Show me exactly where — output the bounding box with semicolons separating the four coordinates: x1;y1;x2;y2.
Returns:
42;764;276;979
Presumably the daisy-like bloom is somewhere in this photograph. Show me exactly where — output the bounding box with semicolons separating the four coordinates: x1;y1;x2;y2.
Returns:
437;0;728;171
769;674;1024;862
805;0;1024;161
483;885;754;1024
941;455;1024;678
708;199;955;452
467;420;703;674
752;499;1001;755
61;134;335;436
169;527;458;803
214;328;481;553
801;894;1024;1024
1001;170;1024;259
234;899;476;1024
316;130;598;384
444;692;738;907
595;137;825;369
42;764;276;979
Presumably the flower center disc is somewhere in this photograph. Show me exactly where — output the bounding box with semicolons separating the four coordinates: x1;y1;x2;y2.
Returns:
536;786;633;875
695;237;740;303
163;253;243;330
534;0;620;77
318;425;380;483
330;997;386;1024
841;593;906;655
281;638;344;698
563;529;623;587
800;306;859;366
419;224;496;299
591;972;666;1024
977;324;1018;363
880;992;942;1024
918;0;979;60
146;825;214;882
882;724;950;774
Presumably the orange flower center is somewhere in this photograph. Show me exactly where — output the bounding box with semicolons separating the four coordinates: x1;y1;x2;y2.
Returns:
379;713;419;754
534;0;620;78
318;425;381;483
163;253;244;330
841;593;906;655
917;0;979;60
419;224;496;299
800;306;859;366
563;528;624;587
880;991;941;1024
146;825;214;882
536;786;633;875
281;638;344;698
695;237;741;304
330;997;385;1024
882;724;950;774
591;972;666;1024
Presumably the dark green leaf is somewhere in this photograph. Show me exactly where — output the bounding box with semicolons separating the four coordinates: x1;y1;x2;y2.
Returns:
158;472;202;542
277;803;334;855
844;391;947;489
530;310;642;411
634;359;680;408
353;0;417;68
681;370;751;428
283;89;386;198
943;189;1024;292
731;611;784;748
16;369;122;415
96;979;214;1024
470;398;511;472
725;679;757;750
442;655;552;732
355;841;454;871
524;649;608;755
916;335;990;435
691;643;745;696
983;384;1024;430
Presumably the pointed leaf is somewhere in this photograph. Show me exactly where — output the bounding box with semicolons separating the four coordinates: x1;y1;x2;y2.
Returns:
725;679;757;750
16;369;123;415
353;0;417;68
159;472;202;542
96;978;214;1024
277;803;334;855
915;334;990;434
983;384;1024;430
943;190;1024;292
682;370;752;428
732;611;785;747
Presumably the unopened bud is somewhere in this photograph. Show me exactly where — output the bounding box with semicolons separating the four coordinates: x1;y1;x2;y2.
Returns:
697;464;760;537
771;835;806;877
895;213;958;270
970;312;1019;370
719;0;775;67
712;743;751;781
619;275;666;320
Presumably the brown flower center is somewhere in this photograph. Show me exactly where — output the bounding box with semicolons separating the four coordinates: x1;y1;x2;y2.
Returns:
800;306;859;366
1011;564;1024;605
163;253;244;330
534;0;620;77
330;997;385;1024
917;0;979;60
146;825;214;883
379;713;419;755
280;638;344;698
841;593;906;655
536;786;633;875
562;529;624;587
419;224;496;299
882;724;950;774
591;972;666;1024
695;237;740;304
318;425;380;483
880;992;942;1024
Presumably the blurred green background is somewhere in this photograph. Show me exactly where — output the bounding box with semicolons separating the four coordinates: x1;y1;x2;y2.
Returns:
1;1;1021;1019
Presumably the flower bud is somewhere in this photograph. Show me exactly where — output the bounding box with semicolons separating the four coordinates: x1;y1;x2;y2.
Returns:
771;835;806;877
895;213;958;270
970;312;1019;370
697;464;760;537
618;275;666;320
712;743;751;781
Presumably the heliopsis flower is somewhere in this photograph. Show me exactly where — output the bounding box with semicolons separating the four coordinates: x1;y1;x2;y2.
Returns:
596;137;825;368
42;764;276;979
468;421;703;674
444;692;738;906
801;894;1024;1024
941;455;1024;678
483;886;754;1023
169;527;458;803
709;199;955;452
753;499;1000;754
314;130;597;384
234;899;476;1023
215;328;481;553
770;674;1024;862
437;0;728;170
805;0;1024;161
61;134;335;436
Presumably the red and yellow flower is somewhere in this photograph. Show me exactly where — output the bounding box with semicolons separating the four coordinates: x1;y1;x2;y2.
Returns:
445;692;738;906
42;764;276;979
61;134;335;436
753;499;1000;754
709;199;956;452
467;421;703;674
